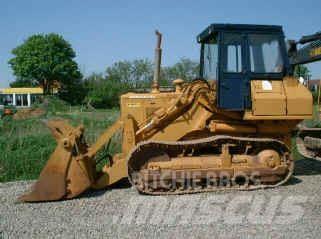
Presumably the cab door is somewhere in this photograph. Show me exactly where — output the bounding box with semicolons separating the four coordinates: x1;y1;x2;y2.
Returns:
218;32;248;110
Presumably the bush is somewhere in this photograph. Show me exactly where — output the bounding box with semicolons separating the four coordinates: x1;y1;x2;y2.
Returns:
42;96;70;113
84;77;128;108
58;78;87;105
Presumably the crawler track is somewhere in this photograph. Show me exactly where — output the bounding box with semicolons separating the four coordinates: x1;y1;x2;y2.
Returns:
127;135;294;195
296;127;321;160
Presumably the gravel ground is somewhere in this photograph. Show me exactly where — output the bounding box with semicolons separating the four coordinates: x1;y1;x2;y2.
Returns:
1;158;321;239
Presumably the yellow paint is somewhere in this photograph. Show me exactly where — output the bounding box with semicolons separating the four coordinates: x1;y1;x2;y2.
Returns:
127;103;141;108
1;87;43;94
310;47;321;57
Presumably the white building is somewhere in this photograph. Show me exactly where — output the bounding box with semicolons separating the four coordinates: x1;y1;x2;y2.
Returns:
0;87;43;107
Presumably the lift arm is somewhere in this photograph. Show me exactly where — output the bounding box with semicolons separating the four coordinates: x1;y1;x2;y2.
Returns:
288;31;321;65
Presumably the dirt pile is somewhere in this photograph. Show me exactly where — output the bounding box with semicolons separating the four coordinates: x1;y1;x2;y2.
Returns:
13;108;45;120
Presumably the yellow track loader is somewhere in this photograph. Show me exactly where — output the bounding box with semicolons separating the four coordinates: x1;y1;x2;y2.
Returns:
19;24;321;202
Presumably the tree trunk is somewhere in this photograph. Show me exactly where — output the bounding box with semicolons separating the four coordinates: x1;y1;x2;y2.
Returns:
43;79;52;95
41;79;46;96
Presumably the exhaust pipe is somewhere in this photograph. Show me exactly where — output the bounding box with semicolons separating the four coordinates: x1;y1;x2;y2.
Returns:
151;30;162;93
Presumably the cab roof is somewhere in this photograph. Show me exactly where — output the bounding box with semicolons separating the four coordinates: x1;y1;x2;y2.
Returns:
197;23;284;43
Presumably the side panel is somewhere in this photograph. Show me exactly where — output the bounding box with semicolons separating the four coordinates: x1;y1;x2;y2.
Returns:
246;77;313;119
120;92;179;126
283;77;313;115
251;80;286;115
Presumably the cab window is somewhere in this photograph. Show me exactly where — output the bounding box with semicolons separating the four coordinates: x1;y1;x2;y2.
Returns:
203;36;218;80
248;34;284;73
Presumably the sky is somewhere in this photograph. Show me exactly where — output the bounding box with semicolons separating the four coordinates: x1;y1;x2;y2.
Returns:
0;0;321;88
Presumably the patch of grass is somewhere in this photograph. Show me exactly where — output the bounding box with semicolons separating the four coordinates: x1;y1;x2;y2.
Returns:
0;134;55;182
303;104;320;128
0;107;119;182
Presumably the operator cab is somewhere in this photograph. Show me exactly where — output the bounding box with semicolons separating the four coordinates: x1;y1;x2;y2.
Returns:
198;24;290;110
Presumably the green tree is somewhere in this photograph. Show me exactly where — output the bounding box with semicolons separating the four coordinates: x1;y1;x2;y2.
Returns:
83;58;199;108
105;58;153;88
162;58;199;84
131;59;153;88
294;65;310;78
58;78;87;105
9;33;82;95
84;73;126;108
106;60;132;86
9;78;37;87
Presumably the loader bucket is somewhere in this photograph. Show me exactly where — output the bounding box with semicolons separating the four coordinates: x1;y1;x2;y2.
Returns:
18;120;95;202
